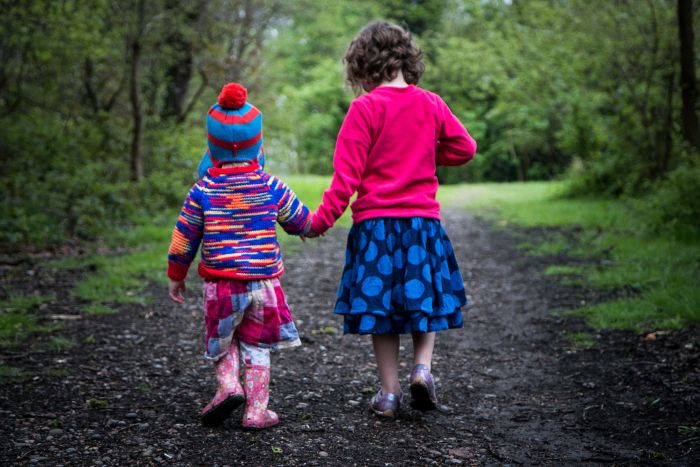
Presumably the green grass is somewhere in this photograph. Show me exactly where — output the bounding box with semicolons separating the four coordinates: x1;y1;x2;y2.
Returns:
0;365;31;381
82;303;117;315
568;299;685;331
0;293;55;312
0;311;60;346
544;265;584;276
284;174;351;226
50;222;173;306
440;181;700;331
49;336;77;350
564;331;598;348
525;235;570;256
0;293;59;346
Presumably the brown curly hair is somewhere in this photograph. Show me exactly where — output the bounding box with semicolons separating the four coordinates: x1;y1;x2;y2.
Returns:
344;21;425;92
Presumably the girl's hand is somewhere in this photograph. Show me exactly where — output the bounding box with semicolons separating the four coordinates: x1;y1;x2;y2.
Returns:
304;229;321;238
169;280;186;304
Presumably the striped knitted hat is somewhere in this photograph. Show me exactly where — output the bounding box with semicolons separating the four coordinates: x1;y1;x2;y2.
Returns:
198;83;263;176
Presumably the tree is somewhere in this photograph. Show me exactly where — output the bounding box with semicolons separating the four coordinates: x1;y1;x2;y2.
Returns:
677;0;700;149
129;0;146;182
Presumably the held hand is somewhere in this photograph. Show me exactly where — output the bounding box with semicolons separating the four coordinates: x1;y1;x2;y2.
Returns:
304;229;321;238
169;280;186;304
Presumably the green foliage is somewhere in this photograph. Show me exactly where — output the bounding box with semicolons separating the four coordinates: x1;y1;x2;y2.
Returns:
642;164;700;240
0;0;697;247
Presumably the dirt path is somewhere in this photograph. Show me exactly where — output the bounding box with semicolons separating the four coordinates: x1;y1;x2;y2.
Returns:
1;211;698;466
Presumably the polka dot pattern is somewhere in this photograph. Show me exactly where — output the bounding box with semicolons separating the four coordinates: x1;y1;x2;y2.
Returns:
378;255;392;275
334;217;468;335
361;276;383;297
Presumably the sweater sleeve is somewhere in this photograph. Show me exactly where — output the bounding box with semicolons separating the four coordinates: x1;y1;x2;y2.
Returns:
167;183;204;280
310;100;371;234
435;97;477;166
268;175;311;235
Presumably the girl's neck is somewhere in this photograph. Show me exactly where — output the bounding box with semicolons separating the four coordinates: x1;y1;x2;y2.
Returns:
364;71;409;92
378;71;408;88
221;161;253;168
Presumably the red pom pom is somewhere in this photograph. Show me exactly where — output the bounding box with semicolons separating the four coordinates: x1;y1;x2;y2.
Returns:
218;83;247;109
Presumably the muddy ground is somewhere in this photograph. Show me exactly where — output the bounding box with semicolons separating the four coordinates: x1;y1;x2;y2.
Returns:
1;211;698;466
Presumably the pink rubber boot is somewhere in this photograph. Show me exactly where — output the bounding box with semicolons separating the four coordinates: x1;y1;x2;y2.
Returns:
241;363;279;429
200;341;245;426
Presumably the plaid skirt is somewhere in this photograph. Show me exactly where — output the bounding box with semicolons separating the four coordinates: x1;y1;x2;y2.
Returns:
202;278;301;360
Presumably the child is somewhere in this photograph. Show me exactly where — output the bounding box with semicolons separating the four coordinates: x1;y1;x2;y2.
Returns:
305;21;477;418
167;83;311;429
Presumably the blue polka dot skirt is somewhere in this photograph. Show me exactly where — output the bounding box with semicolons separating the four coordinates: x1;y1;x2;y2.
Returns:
334;217;467;334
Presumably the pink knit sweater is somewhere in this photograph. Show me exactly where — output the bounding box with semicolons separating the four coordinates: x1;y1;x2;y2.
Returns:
310;85;477;234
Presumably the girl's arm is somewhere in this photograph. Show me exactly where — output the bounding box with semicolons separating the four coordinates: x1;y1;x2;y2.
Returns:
269;175;311;235
167;183;205;281
435;98;477;166
311;101;371;235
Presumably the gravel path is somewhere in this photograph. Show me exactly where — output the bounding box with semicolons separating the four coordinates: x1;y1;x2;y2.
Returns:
1;211;698;466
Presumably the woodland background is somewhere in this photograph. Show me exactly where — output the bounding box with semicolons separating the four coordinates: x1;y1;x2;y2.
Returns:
1;0;699;247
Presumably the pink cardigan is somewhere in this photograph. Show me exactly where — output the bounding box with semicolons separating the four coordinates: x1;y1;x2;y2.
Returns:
311;85;476;234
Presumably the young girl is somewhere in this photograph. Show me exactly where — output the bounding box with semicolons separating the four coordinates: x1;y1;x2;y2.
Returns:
306;21;477;418
168;83;311;429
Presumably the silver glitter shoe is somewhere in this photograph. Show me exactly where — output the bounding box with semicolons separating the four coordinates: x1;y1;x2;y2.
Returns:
409;364;437;411
370;390;402;419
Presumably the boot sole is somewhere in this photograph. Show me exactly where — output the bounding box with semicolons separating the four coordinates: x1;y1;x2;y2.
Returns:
201;394;245;426
371;407;397;419
241;420;279;430
410;382;437;411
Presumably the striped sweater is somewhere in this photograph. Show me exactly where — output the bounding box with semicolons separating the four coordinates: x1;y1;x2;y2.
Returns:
167;161;310;281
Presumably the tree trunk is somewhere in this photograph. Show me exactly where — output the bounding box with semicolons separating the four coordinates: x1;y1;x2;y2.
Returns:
508;129;526;181
129;0;146;182
161;0;208;121
678;0;700;148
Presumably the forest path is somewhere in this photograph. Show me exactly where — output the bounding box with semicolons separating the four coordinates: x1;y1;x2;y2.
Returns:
1;210;698;466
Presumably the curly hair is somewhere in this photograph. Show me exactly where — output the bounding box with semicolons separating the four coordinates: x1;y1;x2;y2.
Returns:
344;21;425;92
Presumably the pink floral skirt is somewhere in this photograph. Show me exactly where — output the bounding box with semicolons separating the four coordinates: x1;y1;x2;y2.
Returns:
202;278;301;360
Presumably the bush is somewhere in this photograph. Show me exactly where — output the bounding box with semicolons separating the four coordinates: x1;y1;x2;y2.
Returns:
643;164;700;240
0;112;198;250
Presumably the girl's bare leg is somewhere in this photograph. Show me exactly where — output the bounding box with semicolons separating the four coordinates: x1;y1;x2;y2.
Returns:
411;331;436;369
371;333;401;394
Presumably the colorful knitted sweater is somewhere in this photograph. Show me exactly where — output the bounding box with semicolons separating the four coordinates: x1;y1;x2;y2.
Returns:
167;161;311;281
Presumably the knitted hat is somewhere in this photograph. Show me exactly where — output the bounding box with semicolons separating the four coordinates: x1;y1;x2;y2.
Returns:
197;83;264;176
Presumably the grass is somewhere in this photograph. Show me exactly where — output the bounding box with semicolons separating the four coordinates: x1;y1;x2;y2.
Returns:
564;331;598;349
49;336;77;350
0;293;55;312
0;293;58;346
82;303;117;315
50;222;173;306
0;365;31;381
439;181;700;332
544;265;584;276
